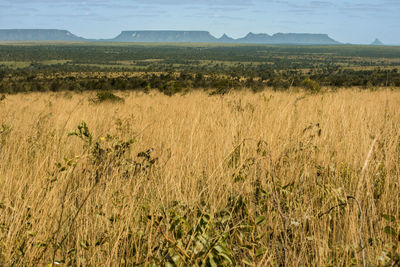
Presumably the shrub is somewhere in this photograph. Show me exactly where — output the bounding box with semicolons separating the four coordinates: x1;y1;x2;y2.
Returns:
267;77;290;91
0;71;5;81
162;81;183;96
90;91;124;103
302;78;321;93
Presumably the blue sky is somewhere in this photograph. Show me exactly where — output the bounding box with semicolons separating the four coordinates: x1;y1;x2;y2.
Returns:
0;0;399;44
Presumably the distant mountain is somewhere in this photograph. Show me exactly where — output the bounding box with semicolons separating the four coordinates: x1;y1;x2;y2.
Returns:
235;32;339;45
112;31;340;45
236;32;273;43
218;34;235;43
268;33;340;44
0;29;342;45
371;38;384;46
113;31;217;43
0;29;85;41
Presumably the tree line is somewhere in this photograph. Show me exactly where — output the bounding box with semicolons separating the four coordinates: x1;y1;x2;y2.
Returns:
1;67;399;95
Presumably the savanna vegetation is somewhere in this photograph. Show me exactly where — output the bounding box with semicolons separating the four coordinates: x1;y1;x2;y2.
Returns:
0;43;400;95
0;90;400;266
0;43;400;266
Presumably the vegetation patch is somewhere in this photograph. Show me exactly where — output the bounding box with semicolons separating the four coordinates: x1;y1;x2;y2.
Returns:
1;44;400;94
90;91;124;103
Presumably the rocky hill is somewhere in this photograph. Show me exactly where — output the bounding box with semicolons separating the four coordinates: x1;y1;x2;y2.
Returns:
218;34;235;43
371;38;384;46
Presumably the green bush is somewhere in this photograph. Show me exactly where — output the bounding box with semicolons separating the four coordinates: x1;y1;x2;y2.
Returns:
162;81;183;96
91;91;124;103
302;78;321;93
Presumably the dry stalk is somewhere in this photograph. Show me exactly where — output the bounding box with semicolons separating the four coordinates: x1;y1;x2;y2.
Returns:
347;196;366;267
356;136;378;195
319;195;366;267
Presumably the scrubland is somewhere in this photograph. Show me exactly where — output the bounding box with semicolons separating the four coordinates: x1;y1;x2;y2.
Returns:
0;89;399;266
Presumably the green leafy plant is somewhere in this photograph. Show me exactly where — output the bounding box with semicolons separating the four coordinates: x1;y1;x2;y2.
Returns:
146;184;272;267
150;207;235;266
68;121;93;146
67;121;157;180
39;121;158;265
381;214;400;265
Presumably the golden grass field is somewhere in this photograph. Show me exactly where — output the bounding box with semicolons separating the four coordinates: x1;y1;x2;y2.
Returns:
0;89;400;266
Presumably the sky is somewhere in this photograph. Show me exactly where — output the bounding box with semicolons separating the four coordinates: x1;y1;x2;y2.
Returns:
0;0;399;44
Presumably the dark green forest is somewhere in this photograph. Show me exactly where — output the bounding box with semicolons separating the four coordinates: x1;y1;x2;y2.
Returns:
0;43;399;94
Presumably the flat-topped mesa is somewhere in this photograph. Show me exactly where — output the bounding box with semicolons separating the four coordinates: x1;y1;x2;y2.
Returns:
0;29;342;44
113;31;218;42
237;32;338;44
236;32;273;43
112;31;340;44
0;29;85;41
270;33;340;44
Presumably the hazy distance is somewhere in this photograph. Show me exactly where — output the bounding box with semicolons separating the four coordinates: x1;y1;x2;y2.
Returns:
0;0;399;45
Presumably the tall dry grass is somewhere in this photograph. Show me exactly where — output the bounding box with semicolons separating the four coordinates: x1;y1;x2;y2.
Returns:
0;90;399;266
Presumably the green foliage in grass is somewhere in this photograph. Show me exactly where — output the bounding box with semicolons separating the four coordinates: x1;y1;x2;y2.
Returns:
90;91;124;103
302;78;321;93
